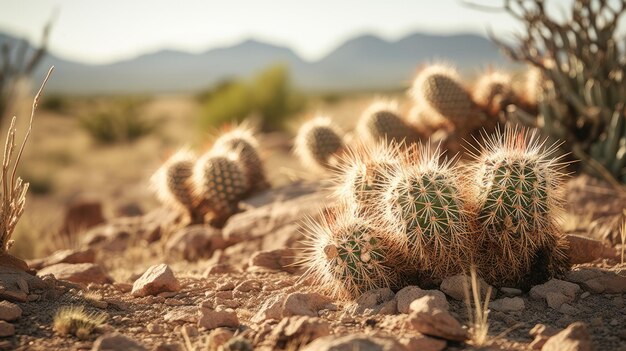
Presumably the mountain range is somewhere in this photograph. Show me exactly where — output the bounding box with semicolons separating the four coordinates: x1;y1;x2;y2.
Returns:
1;32;511;94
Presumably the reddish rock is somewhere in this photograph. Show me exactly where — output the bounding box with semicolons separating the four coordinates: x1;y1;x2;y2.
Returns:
565;234;604;264
165;225;225;261
0;321;15;337
59;200;105;236
37;263;112;284
91;332;146;351
0;301;22;322
197;307;239;330
282;292;334;317
131;264;180;297
542;322;592;351
397;286;448;314
407;296;468;342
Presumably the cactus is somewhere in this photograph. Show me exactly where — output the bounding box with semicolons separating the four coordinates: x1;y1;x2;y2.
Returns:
294;116;345;172
406;105;452;137
378;143;472;278
409;64;481;127
492;0;626;184
301;205;401;299
472;71;515;118
151;148;200;219
471;126;569;287
334;142;401;215
212;125;270;193
192;152;250;226
357;100;421;146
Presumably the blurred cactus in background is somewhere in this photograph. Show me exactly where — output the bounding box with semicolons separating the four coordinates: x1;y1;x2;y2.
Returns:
484;0;626;185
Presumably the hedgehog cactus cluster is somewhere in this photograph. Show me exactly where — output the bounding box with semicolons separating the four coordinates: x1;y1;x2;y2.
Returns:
293;63;528;172
302;126;570;299
151;125;269;226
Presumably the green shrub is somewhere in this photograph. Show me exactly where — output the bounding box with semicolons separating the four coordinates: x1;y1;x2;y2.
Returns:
41;94;68;113
198;64;305;132
80;98;156;144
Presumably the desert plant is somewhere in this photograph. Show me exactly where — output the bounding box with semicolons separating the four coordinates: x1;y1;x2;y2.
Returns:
378;143;472;278
463;266;493;347
410;64;484;129
79;98;156;144
470;126;570;287
211;124;270;194
472;71;515;118
333;141;401;215
300;205;401;299
192;152;250;226
356;100;421;146
0;20;51;126
53;305;107;340
0;67;52;255
151;148;203;222
294;116;345;173
198;65;305;132
406;105;451;137
482;0;626;185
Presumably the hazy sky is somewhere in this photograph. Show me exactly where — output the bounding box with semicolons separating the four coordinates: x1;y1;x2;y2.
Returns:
0;0;581;64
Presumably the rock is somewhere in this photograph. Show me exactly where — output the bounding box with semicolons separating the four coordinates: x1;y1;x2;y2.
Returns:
197;307;239;330
91;332;146;351
251;294;285;323
0;253;30;271
163;307;198;324
500;287;523;297
301;334;405;351
542;322;592;351
282;292;334;317
529;324;558;349
0;321;14;337
207;328;233;350
489;297;525;312
0;301;22;322
350;288;397;316
59;200;105;237
223;190;326;243
153;343;184;351
165;225;225;261
37;263;112;284
399;334;446;351
131;264;180;297
115;203;143;217
530;279;580;309
268;316;330;349
28;248;96;270
565;234;604;264
407;296;468;342
566;267;626;294
396;286;448;314
440;274;492;301
249;249;296;273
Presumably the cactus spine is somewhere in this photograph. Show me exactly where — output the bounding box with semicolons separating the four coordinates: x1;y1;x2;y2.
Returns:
301;205;400;299
379;144;472;278
357;100;421;145
410;64;479;127
212;126;270;193
294;116;345;172
471;126;569;286
193;152;250;226
150;149;201;219
334;142;401;215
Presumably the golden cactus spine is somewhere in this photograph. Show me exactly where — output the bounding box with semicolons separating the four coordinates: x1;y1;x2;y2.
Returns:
212;125;270;194
192;152;250;226
294;116;345;172
377;143;473;278
356;100;421;146
470;126;569;287
150;149;202;220
300;204;402;299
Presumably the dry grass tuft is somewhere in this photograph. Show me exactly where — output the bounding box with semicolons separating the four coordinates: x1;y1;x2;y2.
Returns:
53;305;107;340
0;67;53;254
463;265;492;347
